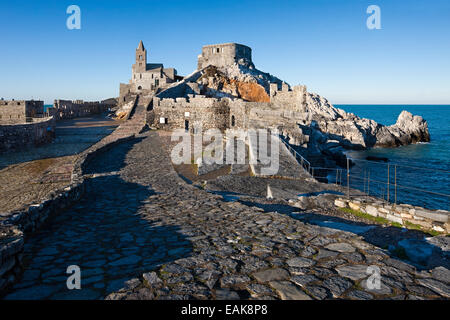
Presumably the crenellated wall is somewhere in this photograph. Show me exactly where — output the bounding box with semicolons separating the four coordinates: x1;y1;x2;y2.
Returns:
50;100;111;120
151;83;309;132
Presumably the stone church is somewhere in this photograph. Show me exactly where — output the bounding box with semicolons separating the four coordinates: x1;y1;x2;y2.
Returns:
118;41;182;104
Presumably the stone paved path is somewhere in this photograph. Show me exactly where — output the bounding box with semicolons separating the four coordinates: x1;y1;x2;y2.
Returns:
3;132;449;300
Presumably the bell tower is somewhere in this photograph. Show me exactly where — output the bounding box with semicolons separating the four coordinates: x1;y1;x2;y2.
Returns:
135;40;147;73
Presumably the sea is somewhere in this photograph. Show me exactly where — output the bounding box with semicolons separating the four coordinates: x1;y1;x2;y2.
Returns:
334;105;450;211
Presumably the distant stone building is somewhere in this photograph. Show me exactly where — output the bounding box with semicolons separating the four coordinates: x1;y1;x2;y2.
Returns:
0;100;44;124
49;100;112;120
118;41;182;105
0;99;55;151
197;43;254;69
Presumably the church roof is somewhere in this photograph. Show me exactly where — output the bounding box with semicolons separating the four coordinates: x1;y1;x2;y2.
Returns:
146;63;164;71
137;40;145;50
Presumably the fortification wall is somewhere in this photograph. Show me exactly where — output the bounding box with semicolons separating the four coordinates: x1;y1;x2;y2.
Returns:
152;96;230;131
0;117;55;152
0;100;44;124
149;81;309;132
269;84;307;111
0;104;26;124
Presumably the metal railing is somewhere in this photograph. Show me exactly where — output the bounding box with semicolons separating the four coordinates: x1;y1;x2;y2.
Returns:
307;157;450;211
280;138;312;174
280;137;450;210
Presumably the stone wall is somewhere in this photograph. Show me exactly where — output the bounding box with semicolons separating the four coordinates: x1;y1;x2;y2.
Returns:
152;96;231;132
334;197;450;233
0;117;55;152
0;226;23;292
269;84;307;111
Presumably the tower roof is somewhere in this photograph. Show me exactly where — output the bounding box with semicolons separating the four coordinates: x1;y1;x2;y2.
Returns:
137;40;145;51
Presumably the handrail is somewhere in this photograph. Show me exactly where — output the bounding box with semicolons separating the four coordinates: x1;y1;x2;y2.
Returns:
279;137;311;175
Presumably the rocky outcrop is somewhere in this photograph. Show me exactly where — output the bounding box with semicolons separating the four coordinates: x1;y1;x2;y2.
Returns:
301;94;430;149
278;93;431;168
381;111;430;147
197;65;274;102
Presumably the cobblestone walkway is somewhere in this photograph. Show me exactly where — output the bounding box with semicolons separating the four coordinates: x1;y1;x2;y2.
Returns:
4;132;449;300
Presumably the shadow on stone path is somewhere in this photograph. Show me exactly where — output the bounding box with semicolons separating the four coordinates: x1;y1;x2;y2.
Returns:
3;138;193;300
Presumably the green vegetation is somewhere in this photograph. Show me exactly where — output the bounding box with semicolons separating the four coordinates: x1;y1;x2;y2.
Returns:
339;208;445;236
391;222;403;228
339;207;392;225
404;220;423;231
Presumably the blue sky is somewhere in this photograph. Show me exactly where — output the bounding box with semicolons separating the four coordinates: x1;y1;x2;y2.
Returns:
1;0;449;104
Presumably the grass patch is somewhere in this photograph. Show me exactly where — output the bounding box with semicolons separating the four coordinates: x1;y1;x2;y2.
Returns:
403;220;442;236
339;207;392;226
339;208;445;236
404;221;422;231
426;229;442;237
391;222;403;228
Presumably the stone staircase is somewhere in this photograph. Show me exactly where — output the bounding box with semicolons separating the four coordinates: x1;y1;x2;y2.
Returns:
114;94;152;137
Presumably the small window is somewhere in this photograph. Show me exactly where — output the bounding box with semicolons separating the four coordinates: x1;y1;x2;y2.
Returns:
231;115;235;127
139;55;142;60
160;117;168;124
185;111;190;117
140;74;142;79
216;48;220;53
155;79;159;86
138;86;142;90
